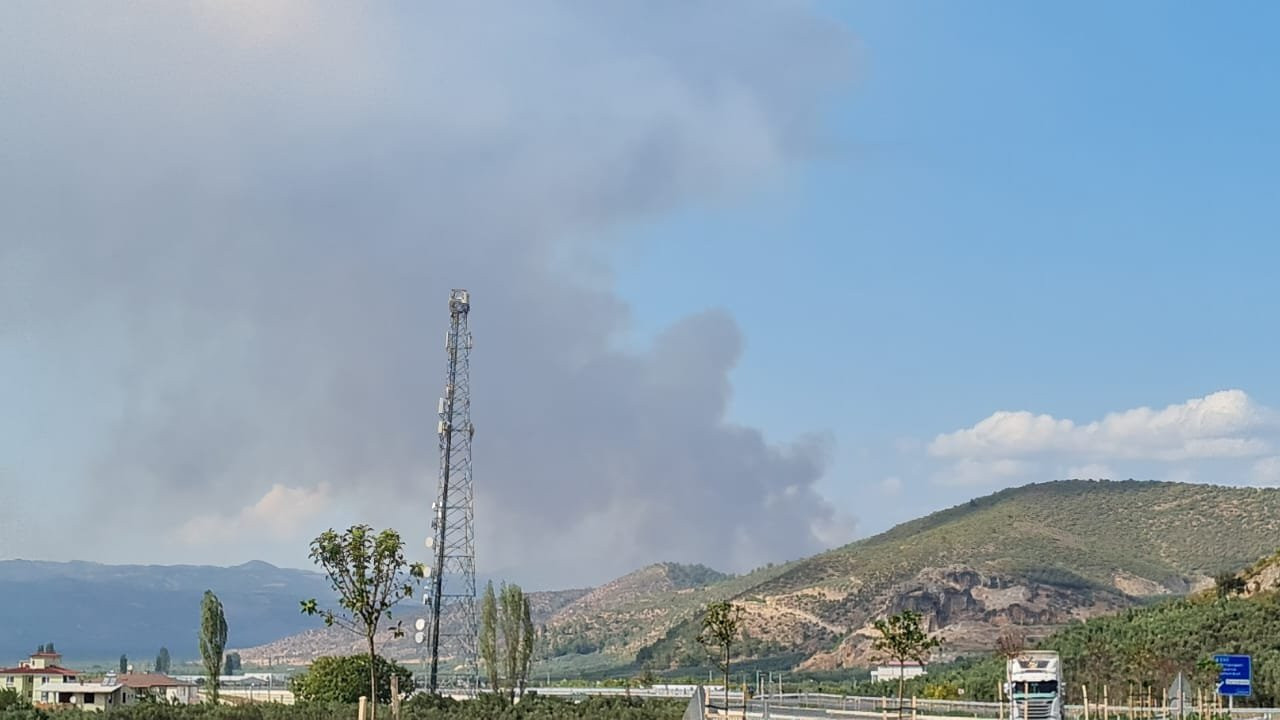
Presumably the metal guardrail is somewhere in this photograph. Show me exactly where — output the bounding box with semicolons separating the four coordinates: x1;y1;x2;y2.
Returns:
756;694;1280;720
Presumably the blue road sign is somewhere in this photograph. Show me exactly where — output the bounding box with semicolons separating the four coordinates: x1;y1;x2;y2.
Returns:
1215;654;1252;697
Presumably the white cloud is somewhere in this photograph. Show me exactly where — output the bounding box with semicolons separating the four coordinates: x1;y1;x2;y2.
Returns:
929;390;1273;462
1064;463;1114;480
933;458;1032;487
880;476;903;495
177;483;331;545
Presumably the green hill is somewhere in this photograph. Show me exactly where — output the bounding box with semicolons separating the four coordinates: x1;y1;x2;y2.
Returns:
633;480;1280;672
535;562;788;676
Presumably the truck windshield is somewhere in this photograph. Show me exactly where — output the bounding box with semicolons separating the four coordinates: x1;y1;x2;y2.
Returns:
1012;681;1058;695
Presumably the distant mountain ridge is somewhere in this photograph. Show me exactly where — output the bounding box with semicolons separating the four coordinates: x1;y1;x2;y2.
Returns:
10;480;1280;676
235;562;734;669
239;480;1280;674
0;559;333;662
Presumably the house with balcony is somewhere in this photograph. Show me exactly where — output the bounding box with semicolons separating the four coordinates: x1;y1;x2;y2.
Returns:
0;650;81;705
32;680;127;711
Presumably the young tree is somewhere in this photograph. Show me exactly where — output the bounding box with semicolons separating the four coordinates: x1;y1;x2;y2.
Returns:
502;583;535;702
36;644;45;654
478;581;536;702
995;628;1026;709
300;525;423;719
697;601;744;712
223;654;234;677
119;655;128;674
873;610;941;719
45;643;53;653
480;582;499;693
200;590;228;704
155;647;171;675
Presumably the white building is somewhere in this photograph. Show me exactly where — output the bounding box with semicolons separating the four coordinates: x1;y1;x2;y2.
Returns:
33;681;127;711
870;662;927;683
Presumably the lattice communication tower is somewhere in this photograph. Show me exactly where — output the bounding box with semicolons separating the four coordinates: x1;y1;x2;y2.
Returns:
416;289;478;695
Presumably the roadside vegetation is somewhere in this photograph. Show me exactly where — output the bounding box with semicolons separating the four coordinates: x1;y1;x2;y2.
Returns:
0;694;685;720
860;578;1280;706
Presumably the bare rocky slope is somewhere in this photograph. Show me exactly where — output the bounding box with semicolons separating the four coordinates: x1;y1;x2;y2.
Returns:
240;480;1280;674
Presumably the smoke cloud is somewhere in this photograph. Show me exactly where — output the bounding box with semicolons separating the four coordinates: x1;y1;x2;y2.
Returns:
1;2;854;587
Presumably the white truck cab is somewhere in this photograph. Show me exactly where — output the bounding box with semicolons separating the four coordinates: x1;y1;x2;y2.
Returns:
1006;651;1063;720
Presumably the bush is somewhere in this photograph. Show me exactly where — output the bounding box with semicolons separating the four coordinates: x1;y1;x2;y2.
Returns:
0;690;25;712
290;655;415;704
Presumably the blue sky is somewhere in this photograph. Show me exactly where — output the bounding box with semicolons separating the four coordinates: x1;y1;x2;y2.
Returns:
613;2;1280;531
2;2;1279;587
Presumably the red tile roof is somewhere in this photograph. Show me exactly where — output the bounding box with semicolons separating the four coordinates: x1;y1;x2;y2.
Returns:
0;666;78;676
117;674;194;688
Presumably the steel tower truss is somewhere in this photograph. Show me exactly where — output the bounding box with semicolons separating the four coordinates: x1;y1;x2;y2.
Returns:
417;289;478;695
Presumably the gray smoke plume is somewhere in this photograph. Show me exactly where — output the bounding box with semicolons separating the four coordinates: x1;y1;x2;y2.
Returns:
0;2;854;587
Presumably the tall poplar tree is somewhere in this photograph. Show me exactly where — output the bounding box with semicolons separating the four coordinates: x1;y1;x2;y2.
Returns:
199;590;228;704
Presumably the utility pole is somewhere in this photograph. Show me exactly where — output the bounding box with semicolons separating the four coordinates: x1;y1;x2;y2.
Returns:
418;289;479;696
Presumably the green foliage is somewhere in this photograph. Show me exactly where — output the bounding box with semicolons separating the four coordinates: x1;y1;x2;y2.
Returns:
200;589;228;704
300;525;423;637
0;693;684;720
864;585;1280;707
0;689;25;711
480;582;499;693
538;562;787;670
501;583;536;702
873;610;941;712
289;655;415;704
155;647;171;674
697;601;744;710
300;525;424;714
872;610;941;666
120;654;129;673
480;581;537;702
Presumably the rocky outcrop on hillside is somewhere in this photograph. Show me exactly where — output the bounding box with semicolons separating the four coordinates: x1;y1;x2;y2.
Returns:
796;565;1133;670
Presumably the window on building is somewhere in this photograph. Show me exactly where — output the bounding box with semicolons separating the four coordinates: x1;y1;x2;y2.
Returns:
5;677;13;686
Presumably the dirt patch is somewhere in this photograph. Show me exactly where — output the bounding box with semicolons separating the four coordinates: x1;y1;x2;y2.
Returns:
1112;571;1169;597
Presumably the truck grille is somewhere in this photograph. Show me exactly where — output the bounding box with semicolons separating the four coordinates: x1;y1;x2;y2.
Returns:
1013;699;1055;720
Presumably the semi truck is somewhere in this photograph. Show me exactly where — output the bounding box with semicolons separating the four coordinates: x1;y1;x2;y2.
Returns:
1006;651;1063;720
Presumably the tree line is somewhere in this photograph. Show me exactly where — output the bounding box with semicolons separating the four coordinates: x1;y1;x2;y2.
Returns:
297;524;537;711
